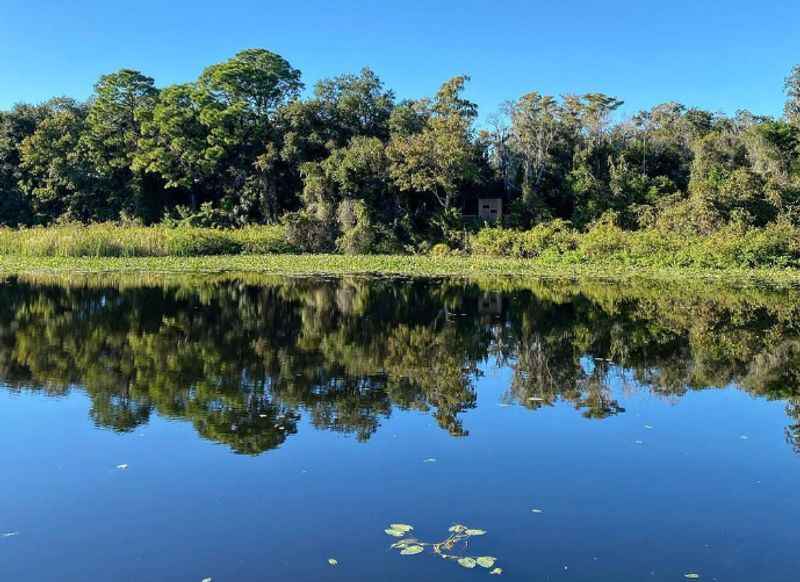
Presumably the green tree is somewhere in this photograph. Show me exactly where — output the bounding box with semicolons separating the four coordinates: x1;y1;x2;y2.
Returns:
82;69;159;220
504;92;563;210
388;76;480;211
18;99;104;221
133;83;213;210
0;103;49;225
195;49;303;223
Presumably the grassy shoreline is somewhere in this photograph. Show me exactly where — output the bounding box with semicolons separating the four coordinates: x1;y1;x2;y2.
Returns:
2;253;800;285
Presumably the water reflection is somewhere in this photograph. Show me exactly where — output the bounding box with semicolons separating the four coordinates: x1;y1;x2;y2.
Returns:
1;274;799;454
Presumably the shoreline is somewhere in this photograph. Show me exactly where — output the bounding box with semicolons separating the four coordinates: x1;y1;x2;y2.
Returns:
2;254;800;286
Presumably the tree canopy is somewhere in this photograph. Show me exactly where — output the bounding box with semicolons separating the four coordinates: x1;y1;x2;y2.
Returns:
1;49;799;250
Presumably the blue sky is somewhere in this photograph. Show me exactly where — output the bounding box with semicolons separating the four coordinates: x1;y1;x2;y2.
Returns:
1;0;798;124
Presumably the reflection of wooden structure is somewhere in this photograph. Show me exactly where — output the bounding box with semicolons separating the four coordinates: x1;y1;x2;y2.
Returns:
478;198;502;223
479;293;502;315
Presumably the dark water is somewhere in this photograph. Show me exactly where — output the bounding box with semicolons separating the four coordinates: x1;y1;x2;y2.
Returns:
1;274;799;582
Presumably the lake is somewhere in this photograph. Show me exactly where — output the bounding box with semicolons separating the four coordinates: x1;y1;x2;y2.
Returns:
1;273;799;581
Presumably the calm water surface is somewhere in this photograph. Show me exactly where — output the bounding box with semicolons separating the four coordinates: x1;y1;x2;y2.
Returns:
1;274;799;581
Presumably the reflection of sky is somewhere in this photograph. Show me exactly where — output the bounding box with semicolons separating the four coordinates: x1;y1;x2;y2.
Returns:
2;355;798;582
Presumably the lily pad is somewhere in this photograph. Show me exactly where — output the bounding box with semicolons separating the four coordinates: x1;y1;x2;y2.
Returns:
477;556;497;568
458;557;477;568
391;539;421;550
490;567;503;575
684;574;700;580
328;558;338;566
464;528;486;536
400;545;424;555
385;528;406;537
448;524;466;533
390;523;414;533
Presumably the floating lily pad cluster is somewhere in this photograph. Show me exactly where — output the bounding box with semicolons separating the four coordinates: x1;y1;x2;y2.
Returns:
385;523;502;575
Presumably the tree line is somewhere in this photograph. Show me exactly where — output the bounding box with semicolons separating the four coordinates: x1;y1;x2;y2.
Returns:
1;49;799;251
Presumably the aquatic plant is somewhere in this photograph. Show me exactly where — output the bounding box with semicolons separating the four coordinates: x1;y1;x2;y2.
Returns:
386;523;501;574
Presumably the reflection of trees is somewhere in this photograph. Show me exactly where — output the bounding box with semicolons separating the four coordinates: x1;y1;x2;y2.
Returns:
1;274;800;454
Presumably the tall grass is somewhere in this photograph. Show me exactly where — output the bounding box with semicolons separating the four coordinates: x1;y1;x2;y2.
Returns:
2;220;800;271
0;224;293;257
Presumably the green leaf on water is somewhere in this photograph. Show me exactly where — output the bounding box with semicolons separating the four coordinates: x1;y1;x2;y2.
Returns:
390;523;414;533
477;556;496;568
448;524;466;533
475;556;497;568
465;528;486;536
458;557;477;568
327;558;338;566
391;538;419;548
400;545;424;555
490;567;503;575
684;574;700;580
385;528;405;537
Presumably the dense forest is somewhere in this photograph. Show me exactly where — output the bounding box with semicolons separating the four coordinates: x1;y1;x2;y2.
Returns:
1;48;800;254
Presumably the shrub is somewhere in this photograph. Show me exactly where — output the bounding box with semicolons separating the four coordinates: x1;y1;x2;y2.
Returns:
577;214;628;258
336;199;375;255
678;221;800;268
470;220;576;258
429;243;450;256
284;210;337;253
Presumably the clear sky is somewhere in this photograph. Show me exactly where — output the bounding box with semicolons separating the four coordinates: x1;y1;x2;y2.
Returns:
1;0;798;124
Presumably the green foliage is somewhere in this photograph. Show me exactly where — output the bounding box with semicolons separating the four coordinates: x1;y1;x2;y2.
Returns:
18;100;103;221
284;209;337;253
388;77;480;211
134;83;213;193
336;198;375;254
1;53;800;258
0;223;293;257
470;220;576;258
429;243;450;256
82;69;159;219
